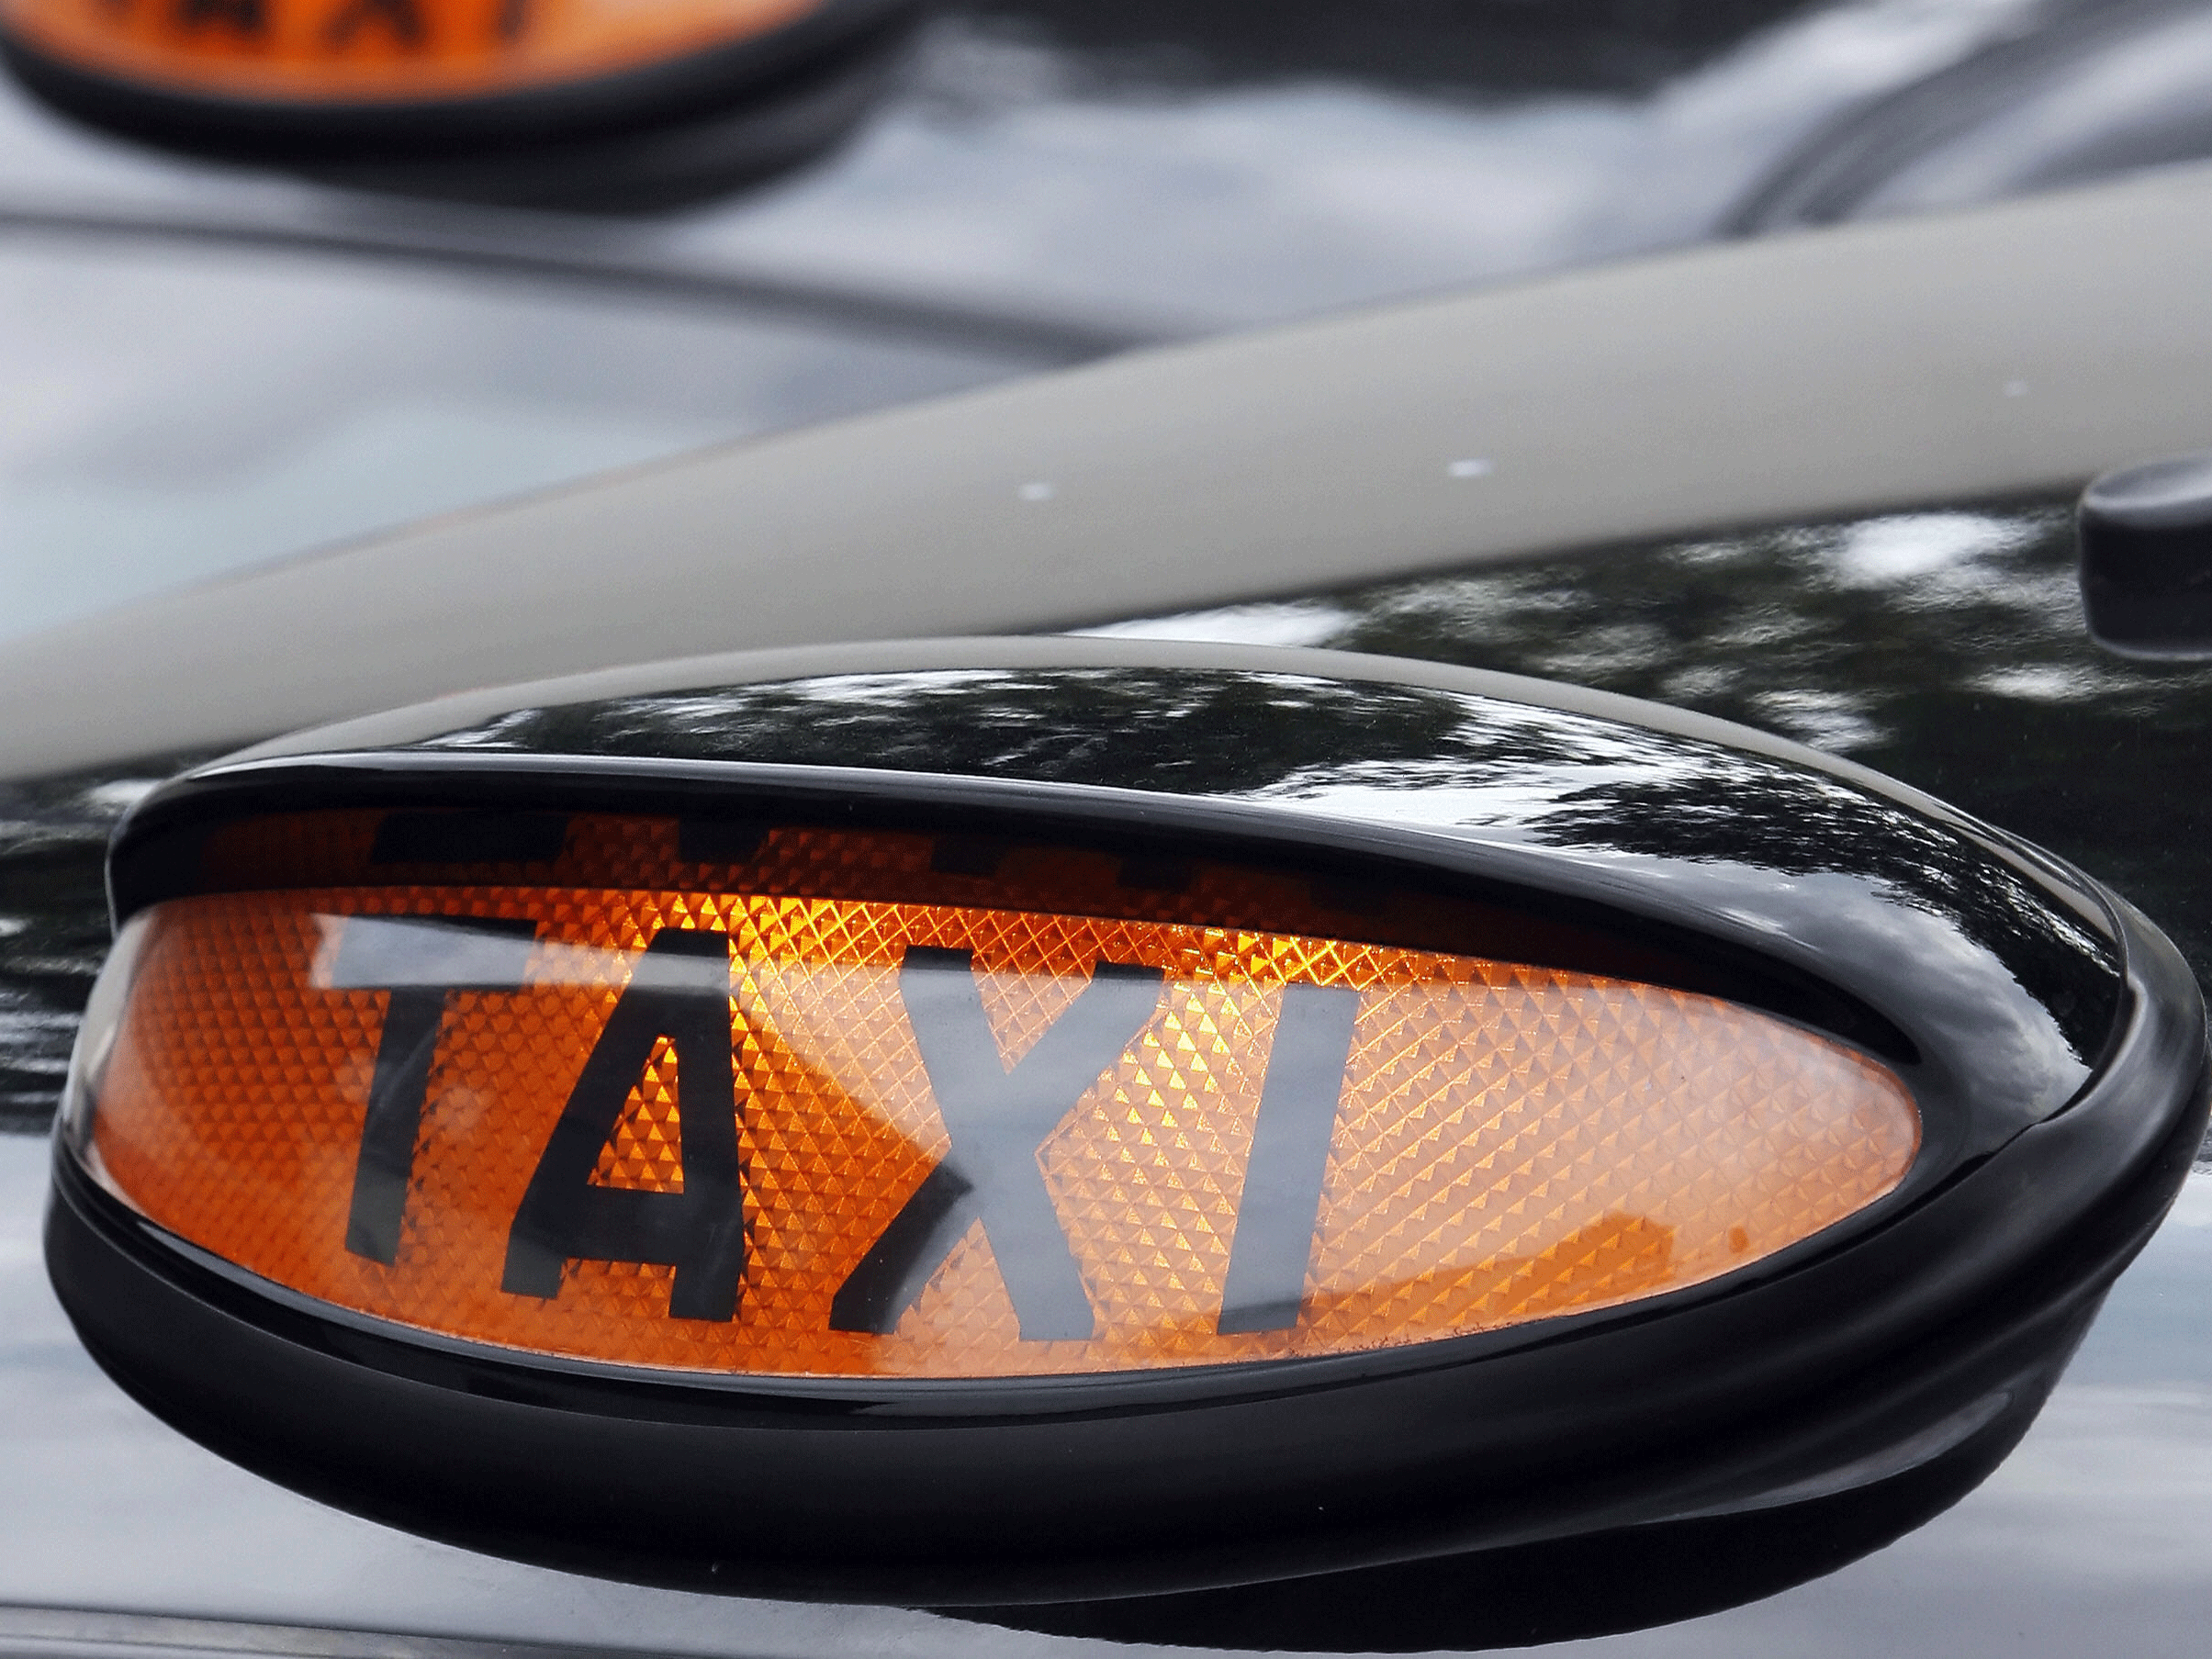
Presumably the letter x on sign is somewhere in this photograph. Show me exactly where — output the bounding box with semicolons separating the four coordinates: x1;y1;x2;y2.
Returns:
833;947;1164;1341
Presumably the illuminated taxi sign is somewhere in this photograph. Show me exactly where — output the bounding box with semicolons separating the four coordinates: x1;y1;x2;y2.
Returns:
0;0;829;105
48;659;2193;1603
75;812;1918;1380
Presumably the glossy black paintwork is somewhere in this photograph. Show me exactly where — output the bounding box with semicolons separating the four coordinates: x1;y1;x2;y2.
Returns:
949;1299;2093;1651
0;759;212;1127
1108;499;2212;1009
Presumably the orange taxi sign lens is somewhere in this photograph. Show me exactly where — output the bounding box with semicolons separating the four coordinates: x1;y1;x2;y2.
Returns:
71;813;1919;1380
0;0;825;105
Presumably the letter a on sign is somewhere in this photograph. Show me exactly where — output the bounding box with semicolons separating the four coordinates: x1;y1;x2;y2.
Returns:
503;930;746;1322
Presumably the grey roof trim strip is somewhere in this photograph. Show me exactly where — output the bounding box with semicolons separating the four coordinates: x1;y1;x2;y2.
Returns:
6;160;2212;779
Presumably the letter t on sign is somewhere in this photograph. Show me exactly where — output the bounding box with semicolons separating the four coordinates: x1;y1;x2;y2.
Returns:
324;914;538;1265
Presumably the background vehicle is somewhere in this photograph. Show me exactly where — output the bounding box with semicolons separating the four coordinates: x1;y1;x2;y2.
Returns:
3;2;2212;1654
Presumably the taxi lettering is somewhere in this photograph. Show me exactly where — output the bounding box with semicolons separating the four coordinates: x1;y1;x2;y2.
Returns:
337;925;1355;1335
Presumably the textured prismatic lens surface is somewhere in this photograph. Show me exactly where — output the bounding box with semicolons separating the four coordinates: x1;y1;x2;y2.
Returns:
80;816;1919;1379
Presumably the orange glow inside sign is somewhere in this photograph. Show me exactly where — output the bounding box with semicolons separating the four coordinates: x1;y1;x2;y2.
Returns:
73;813;1920;1380
0;0;824;103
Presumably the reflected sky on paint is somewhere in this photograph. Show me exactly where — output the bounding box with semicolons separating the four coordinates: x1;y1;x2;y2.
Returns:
0;2;2049;334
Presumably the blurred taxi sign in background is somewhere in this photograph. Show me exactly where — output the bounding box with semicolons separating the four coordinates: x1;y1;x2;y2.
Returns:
0;0;915;150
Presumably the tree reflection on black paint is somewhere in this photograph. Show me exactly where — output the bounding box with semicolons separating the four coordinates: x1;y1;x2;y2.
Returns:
426;644;2119;1066
1291;501;2212;988
0;764;213;1127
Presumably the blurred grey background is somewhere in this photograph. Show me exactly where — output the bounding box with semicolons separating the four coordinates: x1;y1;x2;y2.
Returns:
6;0;2212;642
